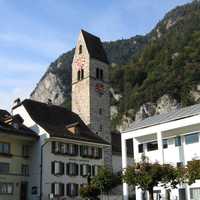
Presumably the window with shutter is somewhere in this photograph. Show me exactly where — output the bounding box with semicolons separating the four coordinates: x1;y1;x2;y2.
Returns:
51;183;64;196
92;165;99;176
60;143;65;154
67;183;78;197
81;164;88;177
98;148;102;159
52;161;64;176
52;142;55;153
53;142;61;154
87;165;91;176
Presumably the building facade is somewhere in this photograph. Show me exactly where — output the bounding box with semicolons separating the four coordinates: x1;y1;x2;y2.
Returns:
0;110;38;200
122;104;200;200
13;99;109;200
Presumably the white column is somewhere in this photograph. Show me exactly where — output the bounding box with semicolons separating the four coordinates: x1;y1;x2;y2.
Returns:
121;136;129;200
133;138;139;161
157;131;164;164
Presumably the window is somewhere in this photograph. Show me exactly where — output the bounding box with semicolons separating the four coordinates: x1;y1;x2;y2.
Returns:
81;69;84;79
80;164;91;177
66;163;78;176
32;186;38;195
51;161;64;176
175;136;181;146
0;183;13;194
60;143;65;154
96;68;104;80
163;139;168;149
190;188;200;200
80;146;88;157
147;141;158;152
52;142;60;154
22;145;29;157
51;183;64;196
185;133;199;145
0;142;10;154
99;124;103;132
21;164;29;176
92;165;99;176
100;69;103;80
96;68;99;79
99;108;102;115
80;146;102;159
138;144;144;153
79;45;82;54
0;163;9;174
66;144;78;156
77;70;81;81
67;183;78;197
93;148;102;159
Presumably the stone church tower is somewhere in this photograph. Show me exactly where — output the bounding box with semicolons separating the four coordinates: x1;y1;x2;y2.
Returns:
72;30;112;166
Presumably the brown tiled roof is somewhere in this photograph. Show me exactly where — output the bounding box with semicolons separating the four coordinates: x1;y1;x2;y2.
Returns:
20;99;109;145
81;30;109;64
0;110;38;139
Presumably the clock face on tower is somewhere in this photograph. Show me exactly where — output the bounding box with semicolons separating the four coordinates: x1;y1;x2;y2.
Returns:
75;55;86;70
95;83;105;95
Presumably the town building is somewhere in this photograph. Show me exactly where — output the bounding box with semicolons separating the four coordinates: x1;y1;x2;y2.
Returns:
0;109;38;200
12;99;109;200
122;103;200;200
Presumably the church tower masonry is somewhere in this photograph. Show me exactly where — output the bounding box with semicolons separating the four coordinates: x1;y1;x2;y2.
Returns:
72;30;112;166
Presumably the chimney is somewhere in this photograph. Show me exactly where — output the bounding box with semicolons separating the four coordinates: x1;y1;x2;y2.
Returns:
47;99;52;105
13;98;21;108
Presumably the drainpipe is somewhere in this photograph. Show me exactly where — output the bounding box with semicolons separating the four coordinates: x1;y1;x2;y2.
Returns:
40;140;49;200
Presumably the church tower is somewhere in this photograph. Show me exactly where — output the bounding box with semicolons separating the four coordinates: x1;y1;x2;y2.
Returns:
72;30;112;167
72;30;111;144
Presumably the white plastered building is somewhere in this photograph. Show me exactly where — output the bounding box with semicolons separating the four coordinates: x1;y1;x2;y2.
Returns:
122;104;200;200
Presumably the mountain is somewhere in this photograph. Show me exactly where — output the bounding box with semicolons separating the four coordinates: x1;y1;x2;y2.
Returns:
31;0;200;130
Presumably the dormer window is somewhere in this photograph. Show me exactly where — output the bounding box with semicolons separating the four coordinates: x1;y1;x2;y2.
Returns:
79;45;82;54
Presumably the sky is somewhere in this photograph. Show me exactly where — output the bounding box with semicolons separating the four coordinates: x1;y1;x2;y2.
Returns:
0;0;191;111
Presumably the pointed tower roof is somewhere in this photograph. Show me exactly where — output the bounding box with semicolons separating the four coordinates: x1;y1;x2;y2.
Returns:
81;29;109;64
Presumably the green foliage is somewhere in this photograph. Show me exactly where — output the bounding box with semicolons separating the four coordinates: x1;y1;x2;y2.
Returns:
92;167;121;194
80;184;100;199
187;159;200;185
110;1;200;127
79;167;121;199
123;159;182;200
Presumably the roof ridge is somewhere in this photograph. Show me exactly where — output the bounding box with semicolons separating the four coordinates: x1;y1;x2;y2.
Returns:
126;103;200;132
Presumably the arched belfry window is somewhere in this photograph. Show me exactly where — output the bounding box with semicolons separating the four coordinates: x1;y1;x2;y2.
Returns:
81;69;84;79
96;68;103;81
77;70;81;81
96;68;99;79
79;45;82;54
100;69;103;80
